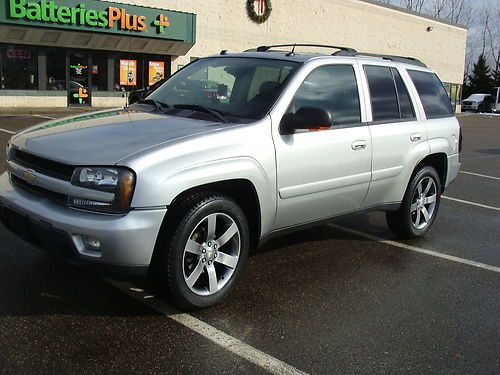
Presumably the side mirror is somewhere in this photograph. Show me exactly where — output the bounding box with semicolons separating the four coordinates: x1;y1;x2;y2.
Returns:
280;106;332;134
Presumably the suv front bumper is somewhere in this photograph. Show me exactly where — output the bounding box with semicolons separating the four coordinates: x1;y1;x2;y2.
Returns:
0;172;166;277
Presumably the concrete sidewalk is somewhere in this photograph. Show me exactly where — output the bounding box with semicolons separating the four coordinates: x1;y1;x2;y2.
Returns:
0;107;118;116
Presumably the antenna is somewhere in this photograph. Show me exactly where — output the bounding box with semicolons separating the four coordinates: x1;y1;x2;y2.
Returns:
286;44;296;57
124;31;131;108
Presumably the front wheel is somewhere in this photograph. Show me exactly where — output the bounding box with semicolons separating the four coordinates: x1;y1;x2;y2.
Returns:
386;166;441;238
155;194;249;310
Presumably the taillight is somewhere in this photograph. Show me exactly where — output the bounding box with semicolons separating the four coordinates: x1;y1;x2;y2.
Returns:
458;127;463;153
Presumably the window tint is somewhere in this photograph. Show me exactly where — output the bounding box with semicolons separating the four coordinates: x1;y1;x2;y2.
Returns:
1;45;38;89
248;65;292;101
391;68;415;119
408;70;454;119
46;48;66;91
365;66;399;122
289;65;361;126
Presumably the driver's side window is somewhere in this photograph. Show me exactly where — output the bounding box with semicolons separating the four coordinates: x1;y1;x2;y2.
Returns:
289;65;361;126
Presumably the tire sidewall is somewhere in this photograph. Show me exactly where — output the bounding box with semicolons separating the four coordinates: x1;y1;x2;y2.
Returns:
401;166;441;237
167;196;250;310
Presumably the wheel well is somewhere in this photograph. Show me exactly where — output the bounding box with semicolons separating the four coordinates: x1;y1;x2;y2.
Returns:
415;153;448;191
153;179;261;258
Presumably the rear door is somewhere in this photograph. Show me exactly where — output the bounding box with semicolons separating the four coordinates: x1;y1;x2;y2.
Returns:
361;64;429;208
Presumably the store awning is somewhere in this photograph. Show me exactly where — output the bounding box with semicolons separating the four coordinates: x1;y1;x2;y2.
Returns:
0;0;196;56
0;24;194;56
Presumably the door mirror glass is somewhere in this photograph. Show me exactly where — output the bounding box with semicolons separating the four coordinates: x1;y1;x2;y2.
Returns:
280;106;332;134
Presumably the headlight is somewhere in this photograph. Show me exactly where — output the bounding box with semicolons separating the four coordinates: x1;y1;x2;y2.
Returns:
69;167;135;214
6;141;13;161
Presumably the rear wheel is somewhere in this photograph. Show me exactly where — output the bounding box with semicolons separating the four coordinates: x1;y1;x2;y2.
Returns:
386;166;441;238
155;194;249;310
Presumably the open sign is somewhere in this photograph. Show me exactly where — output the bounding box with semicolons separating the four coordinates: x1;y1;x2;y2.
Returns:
6;49;32;59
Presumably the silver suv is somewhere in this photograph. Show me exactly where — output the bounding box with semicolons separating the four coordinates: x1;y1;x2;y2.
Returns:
0;45;461;309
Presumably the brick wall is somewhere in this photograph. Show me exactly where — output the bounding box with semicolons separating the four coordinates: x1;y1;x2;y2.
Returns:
107;0;467;84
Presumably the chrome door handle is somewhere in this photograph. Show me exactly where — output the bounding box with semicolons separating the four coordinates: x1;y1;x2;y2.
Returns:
351;140;367;151
410;133;422;142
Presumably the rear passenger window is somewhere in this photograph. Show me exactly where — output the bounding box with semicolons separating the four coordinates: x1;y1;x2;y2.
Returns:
289;65;361;126
391;68;415;119
364;66;400;122
408;70;454;119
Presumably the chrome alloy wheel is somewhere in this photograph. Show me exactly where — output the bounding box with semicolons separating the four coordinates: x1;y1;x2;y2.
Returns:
410;176;437;230
182;213;241;296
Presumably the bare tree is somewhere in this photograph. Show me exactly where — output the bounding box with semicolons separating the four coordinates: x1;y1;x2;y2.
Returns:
484;2;500;74
446;0;474;28
401;0;427;12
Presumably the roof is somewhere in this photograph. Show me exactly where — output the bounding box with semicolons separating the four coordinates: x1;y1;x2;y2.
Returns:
359;0;468;30
209;51;320;63
208;46;428;68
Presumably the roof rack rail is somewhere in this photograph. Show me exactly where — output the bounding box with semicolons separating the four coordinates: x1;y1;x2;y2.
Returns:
333;50;427;68
252;44;357;54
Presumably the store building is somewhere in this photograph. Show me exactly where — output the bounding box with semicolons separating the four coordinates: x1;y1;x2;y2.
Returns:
0;0;467;110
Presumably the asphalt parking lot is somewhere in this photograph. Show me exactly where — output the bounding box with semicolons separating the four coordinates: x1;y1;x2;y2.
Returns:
0;111;498;375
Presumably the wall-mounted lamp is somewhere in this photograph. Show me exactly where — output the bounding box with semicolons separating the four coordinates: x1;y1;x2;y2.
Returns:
426;26;434;32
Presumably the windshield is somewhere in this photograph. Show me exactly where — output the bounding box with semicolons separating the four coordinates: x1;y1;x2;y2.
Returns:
466;94;488;101
148;57;300;121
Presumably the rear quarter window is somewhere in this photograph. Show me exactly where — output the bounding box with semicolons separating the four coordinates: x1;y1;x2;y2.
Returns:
408;70;454;119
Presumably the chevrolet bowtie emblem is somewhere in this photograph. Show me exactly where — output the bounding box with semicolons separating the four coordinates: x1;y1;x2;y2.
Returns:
22;169;37;184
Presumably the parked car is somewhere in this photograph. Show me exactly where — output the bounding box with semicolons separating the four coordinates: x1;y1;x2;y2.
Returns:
128;78;166;104
461;93;491;112
0;45;461;310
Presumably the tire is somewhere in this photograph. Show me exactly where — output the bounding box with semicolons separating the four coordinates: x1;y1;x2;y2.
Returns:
386;166;441;239
154;193;249;310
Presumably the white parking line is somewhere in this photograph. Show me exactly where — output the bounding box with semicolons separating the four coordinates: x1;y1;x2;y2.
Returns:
105;278;309;375
442;196;500;212
33;114;57;120
459;171;500;181
329;224;500;274
0;128;15;135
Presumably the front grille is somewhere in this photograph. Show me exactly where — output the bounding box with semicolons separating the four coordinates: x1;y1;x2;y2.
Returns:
11;174;68;206
11;148;74;181
462;101;472;106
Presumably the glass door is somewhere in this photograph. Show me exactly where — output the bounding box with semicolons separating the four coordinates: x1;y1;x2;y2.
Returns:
68;52;91;107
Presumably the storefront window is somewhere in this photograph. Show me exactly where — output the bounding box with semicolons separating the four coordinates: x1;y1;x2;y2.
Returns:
147;61;165;86
114;56;138;91
113;53;170;91
443;82;462;112
46;48;66;90
91;52;107;91
68;52;91;106
0;45;38;90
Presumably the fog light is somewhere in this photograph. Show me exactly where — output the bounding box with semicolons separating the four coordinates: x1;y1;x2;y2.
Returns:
83;235;101;251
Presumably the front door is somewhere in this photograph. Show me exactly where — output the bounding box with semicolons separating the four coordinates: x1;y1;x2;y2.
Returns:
273;64;372;229
68;52;91;107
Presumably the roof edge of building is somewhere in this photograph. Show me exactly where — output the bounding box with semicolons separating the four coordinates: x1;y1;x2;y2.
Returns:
358;0;468;30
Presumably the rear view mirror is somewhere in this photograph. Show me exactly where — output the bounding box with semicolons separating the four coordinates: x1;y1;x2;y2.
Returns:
280;106;332;134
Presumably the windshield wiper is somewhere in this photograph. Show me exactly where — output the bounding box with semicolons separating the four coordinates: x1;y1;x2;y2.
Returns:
137;99;170;113
174;104;229;123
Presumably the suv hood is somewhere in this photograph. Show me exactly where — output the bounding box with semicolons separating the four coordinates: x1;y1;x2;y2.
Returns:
11;108;235;165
